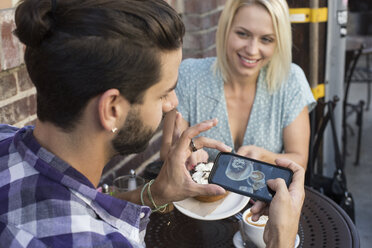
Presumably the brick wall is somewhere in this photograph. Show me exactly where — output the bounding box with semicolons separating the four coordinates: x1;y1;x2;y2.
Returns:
181;0;226;58
0;8;37;128
0;1;226;184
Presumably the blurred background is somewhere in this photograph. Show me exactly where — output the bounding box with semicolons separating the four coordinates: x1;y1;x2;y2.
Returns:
0;0;371;246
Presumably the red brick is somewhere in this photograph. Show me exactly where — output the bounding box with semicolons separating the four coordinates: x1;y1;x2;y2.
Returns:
183;33;202;51
183;29;216;52
29;94;37;115
183;10;222;32
217;0;227;6
0;94;37;124
203;30;217;48
1;10;22;70
24;119;37;126
184;0;219;14
203;47;217;57
18;66;34;91
0;72;17;101
184;49;203;59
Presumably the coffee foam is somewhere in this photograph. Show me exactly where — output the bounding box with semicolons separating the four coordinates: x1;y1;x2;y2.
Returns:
192;162;214;184
245;212;268;227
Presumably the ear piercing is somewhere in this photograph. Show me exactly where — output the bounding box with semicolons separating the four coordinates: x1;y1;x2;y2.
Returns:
111;127;118;133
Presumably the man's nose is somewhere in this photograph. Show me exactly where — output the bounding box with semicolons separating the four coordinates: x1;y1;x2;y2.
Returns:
163;91;178;113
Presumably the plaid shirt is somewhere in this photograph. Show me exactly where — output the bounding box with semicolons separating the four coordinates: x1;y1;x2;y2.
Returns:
0;125;151;248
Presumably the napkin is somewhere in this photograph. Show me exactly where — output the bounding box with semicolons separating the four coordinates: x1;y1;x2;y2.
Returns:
175;194;227;217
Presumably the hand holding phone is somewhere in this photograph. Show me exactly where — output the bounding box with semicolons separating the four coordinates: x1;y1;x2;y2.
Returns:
209;152;293;202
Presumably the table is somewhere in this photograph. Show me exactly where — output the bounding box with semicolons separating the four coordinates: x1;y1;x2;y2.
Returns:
145;187;359;248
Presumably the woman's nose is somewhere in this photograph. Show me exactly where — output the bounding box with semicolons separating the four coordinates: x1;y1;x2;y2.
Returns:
245;38;259;55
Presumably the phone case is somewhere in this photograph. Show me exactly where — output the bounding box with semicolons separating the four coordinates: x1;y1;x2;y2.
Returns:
208;152;293;202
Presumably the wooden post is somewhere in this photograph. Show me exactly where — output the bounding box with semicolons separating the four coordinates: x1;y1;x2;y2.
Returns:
309;0;319;89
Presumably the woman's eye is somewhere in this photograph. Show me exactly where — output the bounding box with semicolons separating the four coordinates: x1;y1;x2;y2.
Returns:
236;31;248;37
262;37;274;43
161;94;168;100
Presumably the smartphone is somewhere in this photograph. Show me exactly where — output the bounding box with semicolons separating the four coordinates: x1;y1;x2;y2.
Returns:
209;152;293;202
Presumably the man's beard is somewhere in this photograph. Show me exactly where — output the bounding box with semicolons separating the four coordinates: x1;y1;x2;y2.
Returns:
112;107;156;156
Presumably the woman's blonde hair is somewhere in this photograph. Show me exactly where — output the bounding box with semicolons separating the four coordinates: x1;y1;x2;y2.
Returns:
215;0;292;92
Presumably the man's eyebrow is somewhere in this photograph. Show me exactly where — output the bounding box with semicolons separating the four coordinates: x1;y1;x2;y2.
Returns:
165;79;178;93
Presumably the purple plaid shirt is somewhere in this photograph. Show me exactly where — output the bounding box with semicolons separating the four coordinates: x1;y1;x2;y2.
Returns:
0;125;151;248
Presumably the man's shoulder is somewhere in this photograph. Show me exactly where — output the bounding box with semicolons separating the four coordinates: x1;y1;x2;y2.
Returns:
0;220;48;248
0;176;112;246
0;124;19;142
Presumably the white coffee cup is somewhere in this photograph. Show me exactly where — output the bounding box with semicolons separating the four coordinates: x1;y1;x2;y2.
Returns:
242;208;268;248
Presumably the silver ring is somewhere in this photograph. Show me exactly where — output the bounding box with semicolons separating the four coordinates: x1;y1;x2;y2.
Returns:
189;139;197;152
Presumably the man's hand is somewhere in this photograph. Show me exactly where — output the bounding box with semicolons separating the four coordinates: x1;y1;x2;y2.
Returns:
152;112;232;204
250;158;305;248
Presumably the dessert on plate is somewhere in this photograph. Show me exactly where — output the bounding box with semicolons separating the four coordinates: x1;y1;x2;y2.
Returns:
191;162;229;202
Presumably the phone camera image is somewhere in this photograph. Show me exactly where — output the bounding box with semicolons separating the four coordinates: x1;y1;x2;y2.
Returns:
210;152;293;202
248;170;266;191
225;157;253;181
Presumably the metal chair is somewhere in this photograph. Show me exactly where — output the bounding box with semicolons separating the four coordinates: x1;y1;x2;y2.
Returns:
343;44;365;166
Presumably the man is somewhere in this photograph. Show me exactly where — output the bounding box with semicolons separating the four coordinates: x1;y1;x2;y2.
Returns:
0;0;304;247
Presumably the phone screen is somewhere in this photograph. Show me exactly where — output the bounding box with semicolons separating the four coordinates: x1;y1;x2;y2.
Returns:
209;152;293;202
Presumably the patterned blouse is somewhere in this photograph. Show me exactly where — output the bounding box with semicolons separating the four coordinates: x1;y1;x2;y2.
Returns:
176;57;316;160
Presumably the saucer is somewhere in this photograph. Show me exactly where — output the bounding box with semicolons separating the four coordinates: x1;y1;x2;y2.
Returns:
174;192;249;220
233;231;300;248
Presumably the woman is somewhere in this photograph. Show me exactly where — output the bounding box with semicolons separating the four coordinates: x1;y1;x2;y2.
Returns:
161;0;316;169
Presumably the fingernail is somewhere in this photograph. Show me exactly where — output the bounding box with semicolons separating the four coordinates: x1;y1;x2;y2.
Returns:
252;214;260;221
224;145;233;151
218;188;226;195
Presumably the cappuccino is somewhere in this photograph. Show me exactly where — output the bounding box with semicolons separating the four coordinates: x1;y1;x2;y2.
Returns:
248;170;266;191
250;170;264;181
242;208;267;248
245;211;268;227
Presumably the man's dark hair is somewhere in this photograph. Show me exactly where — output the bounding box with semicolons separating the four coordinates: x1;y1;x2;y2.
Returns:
14;0;185;131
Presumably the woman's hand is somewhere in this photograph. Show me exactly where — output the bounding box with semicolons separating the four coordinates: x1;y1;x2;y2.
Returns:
250;158;305;248
152;112;232;204
185;149;209;170
237;145;273;163
236;142;308;169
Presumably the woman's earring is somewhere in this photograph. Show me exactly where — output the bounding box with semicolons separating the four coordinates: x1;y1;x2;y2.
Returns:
111;127;118;133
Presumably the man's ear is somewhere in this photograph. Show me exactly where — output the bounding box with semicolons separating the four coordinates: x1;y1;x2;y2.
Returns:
98;89;131;132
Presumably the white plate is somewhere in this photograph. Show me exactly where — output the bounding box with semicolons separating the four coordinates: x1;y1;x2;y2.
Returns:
173;192;249;221
233;231;300;248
